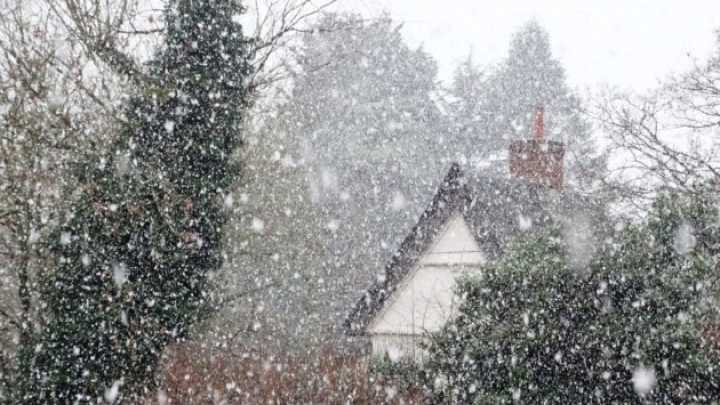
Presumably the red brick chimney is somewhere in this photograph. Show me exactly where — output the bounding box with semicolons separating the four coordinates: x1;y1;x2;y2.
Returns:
509;107;564;188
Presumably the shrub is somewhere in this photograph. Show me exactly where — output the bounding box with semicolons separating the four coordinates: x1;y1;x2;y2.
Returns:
423;190;720;404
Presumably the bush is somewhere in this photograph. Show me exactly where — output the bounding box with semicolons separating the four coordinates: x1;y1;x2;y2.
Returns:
423;189;720;404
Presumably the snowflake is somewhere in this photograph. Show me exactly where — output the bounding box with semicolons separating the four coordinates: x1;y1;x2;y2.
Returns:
632;366;656;396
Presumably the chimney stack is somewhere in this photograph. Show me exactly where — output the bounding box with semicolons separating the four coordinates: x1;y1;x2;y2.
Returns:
509;107;564;188
532;106;544;139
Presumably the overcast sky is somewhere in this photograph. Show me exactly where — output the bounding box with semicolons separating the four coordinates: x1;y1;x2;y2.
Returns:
336;0;720;91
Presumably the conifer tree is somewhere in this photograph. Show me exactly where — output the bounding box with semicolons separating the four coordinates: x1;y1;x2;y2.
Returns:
228;13;450;347
423;189;720;404
450;21;605;187
446;56;490;160
14;0;253;402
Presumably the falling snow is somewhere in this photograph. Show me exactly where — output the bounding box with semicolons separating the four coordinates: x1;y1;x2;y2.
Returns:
674;223;697;255
251;217;265;232
632;366;657;396
391;192;406;211
1;2;719;404
112;262;128;289
104;380;121;403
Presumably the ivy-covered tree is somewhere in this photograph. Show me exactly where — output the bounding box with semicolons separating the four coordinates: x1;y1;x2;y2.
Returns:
424;189;720;404
14;0;253;402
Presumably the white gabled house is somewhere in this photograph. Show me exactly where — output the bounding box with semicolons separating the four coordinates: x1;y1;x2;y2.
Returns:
365;212;486;360
344;108;601;361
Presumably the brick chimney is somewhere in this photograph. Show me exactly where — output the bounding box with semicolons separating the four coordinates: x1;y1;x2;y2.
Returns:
509;107;564;187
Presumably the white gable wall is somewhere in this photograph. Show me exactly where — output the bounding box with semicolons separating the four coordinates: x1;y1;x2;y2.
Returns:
419;214;485;266
367;213;485;361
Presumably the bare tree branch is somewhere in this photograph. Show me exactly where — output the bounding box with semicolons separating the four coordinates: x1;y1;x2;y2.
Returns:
592;51;720;209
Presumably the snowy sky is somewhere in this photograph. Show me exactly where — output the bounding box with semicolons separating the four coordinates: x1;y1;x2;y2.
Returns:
337;0;720;91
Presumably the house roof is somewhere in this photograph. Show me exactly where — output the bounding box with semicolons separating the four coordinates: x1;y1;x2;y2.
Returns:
343;163;603;336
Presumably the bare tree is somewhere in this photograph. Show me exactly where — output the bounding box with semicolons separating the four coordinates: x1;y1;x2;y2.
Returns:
592;30;720;208
0;0;125;391
50;0;341;112
248;0;339;86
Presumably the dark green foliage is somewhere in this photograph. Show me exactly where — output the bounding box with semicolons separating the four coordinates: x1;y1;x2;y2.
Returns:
14;0;252;403
370;356;424;393
424;190;720;404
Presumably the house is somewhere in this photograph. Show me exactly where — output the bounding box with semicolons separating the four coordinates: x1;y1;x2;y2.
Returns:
343;108;603;361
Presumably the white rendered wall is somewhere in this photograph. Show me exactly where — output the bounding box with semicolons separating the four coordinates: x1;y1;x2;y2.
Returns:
370;333;424;362
419;215;485;266
368;214;485;360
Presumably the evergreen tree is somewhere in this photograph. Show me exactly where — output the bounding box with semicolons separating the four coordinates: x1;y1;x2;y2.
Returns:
449;21;605;187
446;55;490;161
292;12;450;269
424;189;720;404
290;13;449;174
14;0;252;402
227;12;450;347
